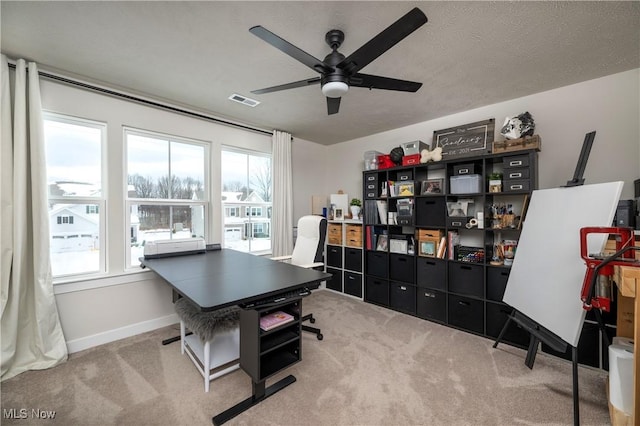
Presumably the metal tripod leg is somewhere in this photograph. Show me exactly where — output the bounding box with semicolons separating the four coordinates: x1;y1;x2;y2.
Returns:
493;309;515;349
572;345;580;426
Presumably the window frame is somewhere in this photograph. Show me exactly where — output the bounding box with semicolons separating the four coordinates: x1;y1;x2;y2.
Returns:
221;146;272;255
124;127;211;270
44;112;107;281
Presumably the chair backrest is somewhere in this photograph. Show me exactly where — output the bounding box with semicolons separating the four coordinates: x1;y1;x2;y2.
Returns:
290;215;327;267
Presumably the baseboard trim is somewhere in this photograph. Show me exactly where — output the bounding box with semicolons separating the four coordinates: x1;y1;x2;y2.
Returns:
65;313;179;354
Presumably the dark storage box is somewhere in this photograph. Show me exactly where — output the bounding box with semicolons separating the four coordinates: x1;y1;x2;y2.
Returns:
415;197;446;227
397;170;413;181
416;257;446;290
453;163;475;176
448;294;484;334
503;154;530;169
327;245;343;268
397;214;413;226
389;253;415;284
486;267;510;301
485;302;529;347
504;169;529;180
503;179;530;192
448;262;483;298
366;251;388;278
365;276;389;306
343;271;363;297
364;173;378;184
364;174;378;199
446;216;472;228
344;247;362;272
390;282;416;315
417;289;446;322
325;267;342;292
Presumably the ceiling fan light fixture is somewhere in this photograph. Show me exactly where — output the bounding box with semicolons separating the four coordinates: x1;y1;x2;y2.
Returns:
321;81;348;98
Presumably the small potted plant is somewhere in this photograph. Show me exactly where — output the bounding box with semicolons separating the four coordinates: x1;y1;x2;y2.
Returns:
488;172;502;193
349;198;362;219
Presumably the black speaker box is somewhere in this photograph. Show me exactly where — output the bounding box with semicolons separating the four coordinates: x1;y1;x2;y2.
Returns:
615;199;635;228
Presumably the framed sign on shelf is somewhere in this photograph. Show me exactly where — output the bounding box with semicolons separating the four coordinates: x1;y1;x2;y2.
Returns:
433;118;494;160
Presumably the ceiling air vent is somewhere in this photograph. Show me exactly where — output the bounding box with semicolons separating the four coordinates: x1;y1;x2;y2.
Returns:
228;93;260;107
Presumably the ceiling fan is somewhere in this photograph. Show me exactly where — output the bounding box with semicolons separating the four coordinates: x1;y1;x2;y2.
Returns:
249;7;428;115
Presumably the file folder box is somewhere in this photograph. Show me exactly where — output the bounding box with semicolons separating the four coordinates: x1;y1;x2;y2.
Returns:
450;174;482;194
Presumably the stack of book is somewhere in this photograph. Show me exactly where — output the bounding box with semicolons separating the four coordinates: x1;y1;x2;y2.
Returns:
259;311;294;331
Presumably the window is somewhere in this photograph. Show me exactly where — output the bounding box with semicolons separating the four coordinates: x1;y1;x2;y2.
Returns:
57;215;74;224
44;114;105;278
225;207;239;217
221;148;271;253
250;207;262;217
125;128;209;267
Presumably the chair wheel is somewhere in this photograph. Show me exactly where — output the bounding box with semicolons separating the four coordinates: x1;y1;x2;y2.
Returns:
309;317;316;324
317;334;323;340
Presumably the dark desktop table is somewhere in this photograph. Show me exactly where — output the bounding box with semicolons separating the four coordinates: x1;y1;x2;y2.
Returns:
141;249;330;425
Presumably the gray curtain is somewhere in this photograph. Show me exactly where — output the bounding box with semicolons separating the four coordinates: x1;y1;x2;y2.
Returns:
271;130;293;257
1;56;68;381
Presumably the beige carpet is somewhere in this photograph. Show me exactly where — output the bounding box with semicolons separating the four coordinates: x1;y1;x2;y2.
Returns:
1;291;610;425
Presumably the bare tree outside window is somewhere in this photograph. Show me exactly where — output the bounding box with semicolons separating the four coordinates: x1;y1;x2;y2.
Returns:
126;130;208;267
222;149;271;253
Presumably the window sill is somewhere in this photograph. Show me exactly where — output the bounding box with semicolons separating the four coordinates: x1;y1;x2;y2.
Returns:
53;268;156;295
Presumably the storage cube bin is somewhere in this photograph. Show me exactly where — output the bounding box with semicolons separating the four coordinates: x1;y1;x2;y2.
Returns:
450;174;482;194
365;276;389;306
364;151;383;170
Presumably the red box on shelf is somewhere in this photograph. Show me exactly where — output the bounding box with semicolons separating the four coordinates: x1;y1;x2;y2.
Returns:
377;154;394;169
402;154;421;166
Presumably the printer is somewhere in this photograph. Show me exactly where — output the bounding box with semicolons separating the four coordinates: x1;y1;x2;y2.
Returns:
143;237;206;259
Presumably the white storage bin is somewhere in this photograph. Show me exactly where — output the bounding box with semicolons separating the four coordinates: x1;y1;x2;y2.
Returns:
364;151;383;170
450;174;482;194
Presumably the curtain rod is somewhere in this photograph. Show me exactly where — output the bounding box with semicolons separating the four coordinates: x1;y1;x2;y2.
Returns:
7;62;273;137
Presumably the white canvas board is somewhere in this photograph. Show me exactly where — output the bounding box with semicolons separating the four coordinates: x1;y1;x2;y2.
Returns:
503;181;623;347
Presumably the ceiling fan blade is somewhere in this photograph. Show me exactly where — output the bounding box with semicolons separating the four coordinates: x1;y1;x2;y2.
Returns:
337;8;427;75
350;73;422;92
250;26;333;74
251;77;321;95
327;97;341;115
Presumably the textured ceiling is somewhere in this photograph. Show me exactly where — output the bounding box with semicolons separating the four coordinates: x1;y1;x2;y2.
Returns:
2;1;639;145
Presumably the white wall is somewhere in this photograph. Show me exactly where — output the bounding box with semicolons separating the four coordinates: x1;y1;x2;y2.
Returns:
291;137;329;222
327;69;640;200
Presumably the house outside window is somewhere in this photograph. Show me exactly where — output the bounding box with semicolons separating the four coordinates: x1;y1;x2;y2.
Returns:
125;128;209;268
221;148;271;254
44;114;105;278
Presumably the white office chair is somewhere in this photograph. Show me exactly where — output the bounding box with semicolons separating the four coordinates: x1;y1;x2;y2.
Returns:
271;215;327;340
174;298;241;392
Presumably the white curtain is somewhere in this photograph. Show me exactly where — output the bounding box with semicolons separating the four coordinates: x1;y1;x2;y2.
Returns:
271;130;293;257
1;56;67;381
